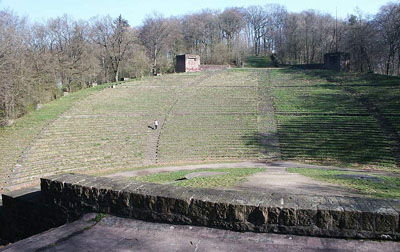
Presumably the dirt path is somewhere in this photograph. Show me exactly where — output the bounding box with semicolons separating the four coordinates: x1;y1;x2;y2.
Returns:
144;127;160;165
106;161;267;177
237;166;359;197
106;161;397;197
257;69;281;160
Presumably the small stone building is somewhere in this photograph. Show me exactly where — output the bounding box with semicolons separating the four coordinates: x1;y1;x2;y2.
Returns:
324;52;350;72
176;54;200;73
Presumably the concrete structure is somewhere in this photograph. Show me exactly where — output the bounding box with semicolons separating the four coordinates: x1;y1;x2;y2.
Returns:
292;52;351;72
2;213;399;252
1;173;400;245
324;52;350;72
175;54;200;73
39;174;400;240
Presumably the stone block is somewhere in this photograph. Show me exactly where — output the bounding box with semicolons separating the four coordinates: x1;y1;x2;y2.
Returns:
281;208;297;226
368;199;398;233
37;173;400;241
247;207;267;226
316;210;332;229
387;200;400;232
375;212;398;233
267;207;281;225
297;209;316;227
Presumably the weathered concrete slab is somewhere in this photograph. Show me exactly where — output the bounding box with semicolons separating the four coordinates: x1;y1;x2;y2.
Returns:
1;214;399;252
40;173;400;240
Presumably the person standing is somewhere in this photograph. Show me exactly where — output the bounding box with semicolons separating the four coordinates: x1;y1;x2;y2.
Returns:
154;120;159;130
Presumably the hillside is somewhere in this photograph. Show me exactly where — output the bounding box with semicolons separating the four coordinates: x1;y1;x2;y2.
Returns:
1;68;400;192
268;69;400;170
0;70;279;191
244;56;274;68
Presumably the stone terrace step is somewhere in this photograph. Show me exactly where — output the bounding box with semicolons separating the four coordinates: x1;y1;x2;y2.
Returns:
41;173;400;241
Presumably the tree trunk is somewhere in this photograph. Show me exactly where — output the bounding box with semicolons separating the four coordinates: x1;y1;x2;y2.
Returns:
114;67;119;82
386;55;391;75
398;50;400;76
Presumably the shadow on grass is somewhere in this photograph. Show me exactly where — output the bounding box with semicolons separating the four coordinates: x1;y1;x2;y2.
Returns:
285;69;400;166
243;122;396;168
242;132;280;160
245;68;400;168
277;116;396;166
245;56;274;68
281;68;400;87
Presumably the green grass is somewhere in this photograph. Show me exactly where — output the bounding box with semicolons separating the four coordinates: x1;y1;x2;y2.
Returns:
272;86;368;113
2;70;272;189
132;167;265;188
287;167;400;199
5;65;400;189
268;68;400;170
244;56;274;68
277;115;396;169
93;213;107;223
0;83;112;175
158;70;263;162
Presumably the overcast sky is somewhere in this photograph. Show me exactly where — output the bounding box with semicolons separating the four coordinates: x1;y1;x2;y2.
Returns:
1;0;396;26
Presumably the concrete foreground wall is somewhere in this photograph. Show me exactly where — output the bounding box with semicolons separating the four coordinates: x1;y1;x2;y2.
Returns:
1;188;70;243
40;174;400;240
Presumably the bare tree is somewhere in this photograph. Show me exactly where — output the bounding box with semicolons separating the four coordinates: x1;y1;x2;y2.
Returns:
374;3;400;75
245;6;268;55
139;14;178;73
3;2;400;126
181;10;220;64
218;8;244;50
92;15;134;82
344;12;375;72
0;10;30;125
46;15;93;91
262;4;288;56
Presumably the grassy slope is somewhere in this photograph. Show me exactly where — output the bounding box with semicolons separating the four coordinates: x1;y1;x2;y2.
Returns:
158;69;262;162
244;56;274;68
4;67;400;190
5;70;271;188
269;69;400;171
0;83;111;177
7;74;197;186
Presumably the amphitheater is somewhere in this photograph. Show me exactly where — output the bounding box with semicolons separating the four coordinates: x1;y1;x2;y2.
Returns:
1;68;400;249
1;68;400;192
0;69;276;192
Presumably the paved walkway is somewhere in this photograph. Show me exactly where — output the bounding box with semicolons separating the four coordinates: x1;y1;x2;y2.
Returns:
2;213;398;252
106;161;400;197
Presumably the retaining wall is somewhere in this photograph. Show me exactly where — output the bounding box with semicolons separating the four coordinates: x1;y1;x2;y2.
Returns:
41;173;400;240
1;187;70;243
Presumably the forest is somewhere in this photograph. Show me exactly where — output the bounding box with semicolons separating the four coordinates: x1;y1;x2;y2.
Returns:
0;2;399;125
